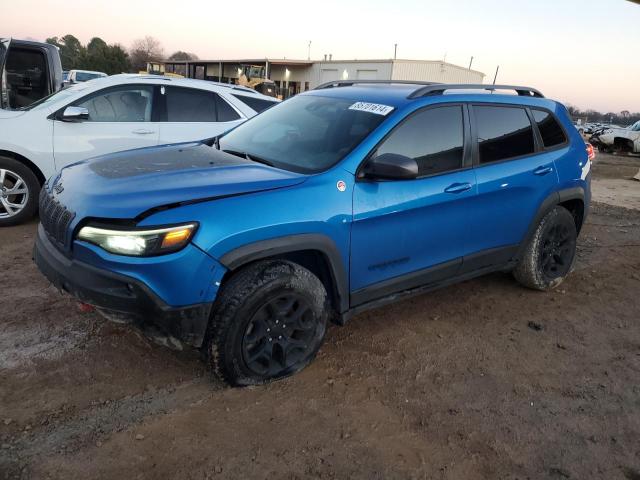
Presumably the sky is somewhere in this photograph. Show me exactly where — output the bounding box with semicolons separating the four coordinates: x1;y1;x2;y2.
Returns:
4;0;640;112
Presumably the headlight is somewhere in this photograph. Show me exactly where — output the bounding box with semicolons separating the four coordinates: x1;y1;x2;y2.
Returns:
76;223;197;256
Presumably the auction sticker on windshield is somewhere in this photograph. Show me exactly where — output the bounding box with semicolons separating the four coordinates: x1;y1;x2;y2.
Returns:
348;102;394;116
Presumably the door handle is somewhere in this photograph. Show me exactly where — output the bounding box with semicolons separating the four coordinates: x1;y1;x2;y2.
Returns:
132;129;155;135
444;182;472;194
533;165;553;176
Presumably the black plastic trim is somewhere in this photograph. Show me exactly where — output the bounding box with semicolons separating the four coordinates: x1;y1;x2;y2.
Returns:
34;224;212;347
343;259;513;322
460;245;519;274
219;234;349;313
350;258;461;307
557;186;585;204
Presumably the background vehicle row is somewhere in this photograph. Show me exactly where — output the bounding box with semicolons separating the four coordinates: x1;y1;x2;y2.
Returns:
0;74;278;225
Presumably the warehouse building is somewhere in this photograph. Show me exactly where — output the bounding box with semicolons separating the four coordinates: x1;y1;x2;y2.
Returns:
160;57;485;98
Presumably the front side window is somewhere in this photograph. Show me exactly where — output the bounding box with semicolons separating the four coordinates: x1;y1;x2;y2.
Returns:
165;86;217;122
532;109;566;148
74;85;153;122
475;106;535;164
218;95;387;173
372;105;464;177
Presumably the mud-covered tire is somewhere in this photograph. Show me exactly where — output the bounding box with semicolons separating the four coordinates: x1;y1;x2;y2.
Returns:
513;206;577;291
204;260;328;386
0;156;40;227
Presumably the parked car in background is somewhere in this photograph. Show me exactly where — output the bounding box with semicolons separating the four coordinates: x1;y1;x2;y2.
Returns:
0;37;63;109
66;69;107;85
590;120;640;154
0;74;279;225
33;81;592;385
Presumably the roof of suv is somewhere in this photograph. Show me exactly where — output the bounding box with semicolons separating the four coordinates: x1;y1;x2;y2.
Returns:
305;81;554;110
69;74;265;97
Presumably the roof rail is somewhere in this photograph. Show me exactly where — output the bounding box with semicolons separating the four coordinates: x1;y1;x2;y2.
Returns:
314;80;440;90
407;84;544;99
132;75;173;81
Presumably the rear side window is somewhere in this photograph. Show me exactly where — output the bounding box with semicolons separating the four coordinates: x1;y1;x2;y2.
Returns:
216;95;241;122
474;106;535;164
374;105;464;177
532;109;567;148
165;86;216;122
231;94;277;114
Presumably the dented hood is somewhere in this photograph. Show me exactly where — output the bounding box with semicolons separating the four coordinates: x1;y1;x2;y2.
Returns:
51;141;306;220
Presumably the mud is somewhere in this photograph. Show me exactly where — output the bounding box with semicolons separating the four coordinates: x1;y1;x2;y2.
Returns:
1;153;639;479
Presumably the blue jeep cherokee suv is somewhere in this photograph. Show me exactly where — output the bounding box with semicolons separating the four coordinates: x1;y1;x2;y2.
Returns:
34;81;592;385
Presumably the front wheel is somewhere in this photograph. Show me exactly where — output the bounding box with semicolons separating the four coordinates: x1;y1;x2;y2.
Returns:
204;260;328;386
513;206;577;291
0;156;40;227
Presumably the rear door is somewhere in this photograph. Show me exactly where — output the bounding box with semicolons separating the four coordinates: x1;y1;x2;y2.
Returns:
463;104;561;269
157;86;245;144
53;84;159;170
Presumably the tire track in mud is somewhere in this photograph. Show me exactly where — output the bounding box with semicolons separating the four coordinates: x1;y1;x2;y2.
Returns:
2;378;219;470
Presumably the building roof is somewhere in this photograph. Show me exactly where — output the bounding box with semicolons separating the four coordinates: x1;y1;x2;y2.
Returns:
164;58;314;66
162;58;483;75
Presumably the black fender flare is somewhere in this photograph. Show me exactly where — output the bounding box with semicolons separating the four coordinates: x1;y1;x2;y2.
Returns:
219;234;349;313
515;186;585;261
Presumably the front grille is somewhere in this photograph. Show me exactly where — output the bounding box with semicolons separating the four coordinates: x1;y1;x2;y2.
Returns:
39;188;75;247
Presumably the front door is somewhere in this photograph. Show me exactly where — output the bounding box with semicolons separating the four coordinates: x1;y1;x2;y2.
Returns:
350;104;475;306
53;84;159;171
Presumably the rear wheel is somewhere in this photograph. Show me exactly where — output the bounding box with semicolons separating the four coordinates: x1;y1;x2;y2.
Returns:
513;206;577;291
205;260;328;386
0;156;40;227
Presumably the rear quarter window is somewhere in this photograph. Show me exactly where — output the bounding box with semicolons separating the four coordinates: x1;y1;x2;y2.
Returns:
231;94;278;114
532;109;567;148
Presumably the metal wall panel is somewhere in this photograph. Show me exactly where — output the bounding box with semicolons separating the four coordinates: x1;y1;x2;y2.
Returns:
391;61;485;84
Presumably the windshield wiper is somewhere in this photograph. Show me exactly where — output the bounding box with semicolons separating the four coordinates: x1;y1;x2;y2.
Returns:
222;149;275;167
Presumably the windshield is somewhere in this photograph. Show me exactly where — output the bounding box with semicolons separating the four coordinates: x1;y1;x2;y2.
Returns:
630;120;640;131
75;72;104;82
218;95;387;173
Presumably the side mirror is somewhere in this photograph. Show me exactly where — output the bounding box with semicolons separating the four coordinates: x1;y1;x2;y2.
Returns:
60;106;89;122
363;153;419;180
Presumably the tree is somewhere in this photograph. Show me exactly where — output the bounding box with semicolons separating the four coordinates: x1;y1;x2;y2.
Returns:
129;36;165;72
46;34;131;74
46;34;84;70
167;51;199;61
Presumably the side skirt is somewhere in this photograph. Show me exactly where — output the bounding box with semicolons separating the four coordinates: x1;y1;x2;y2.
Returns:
339;246;518;324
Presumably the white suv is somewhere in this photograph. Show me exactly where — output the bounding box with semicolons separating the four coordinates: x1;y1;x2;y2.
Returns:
0;74;279;226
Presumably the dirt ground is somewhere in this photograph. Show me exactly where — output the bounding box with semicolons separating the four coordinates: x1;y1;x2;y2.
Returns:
1;153;639;480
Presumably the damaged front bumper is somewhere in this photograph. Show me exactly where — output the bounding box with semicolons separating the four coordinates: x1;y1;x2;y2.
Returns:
33;224;221;348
